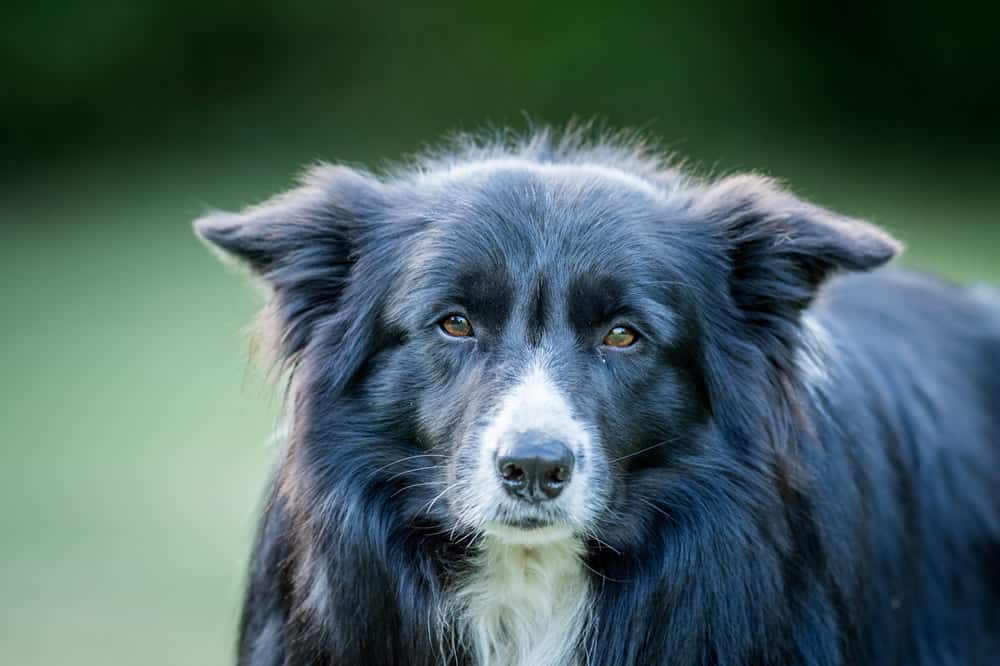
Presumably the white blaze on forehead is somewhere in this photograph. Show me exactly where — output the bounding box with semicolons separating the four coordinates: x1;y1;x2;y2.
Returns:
480;362;591;454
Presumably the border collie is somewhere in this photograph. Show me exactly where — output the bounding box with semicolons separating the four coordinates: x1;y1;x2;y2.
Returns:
196;129;999;665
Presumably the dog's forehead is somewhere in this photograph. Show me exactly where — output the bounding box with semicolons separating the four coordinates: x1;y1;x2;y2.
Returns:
414;158;667;200
409;161;667;272
386;162;680;329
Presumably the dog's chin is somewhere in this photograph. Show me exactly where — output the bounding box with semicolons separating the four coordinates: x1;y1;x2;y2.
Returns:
482;520;577;546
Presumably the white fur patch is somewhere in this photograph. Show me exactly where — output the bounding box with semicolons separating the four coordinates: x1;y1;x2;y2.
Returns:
480;362;592;456
450;535;590;666
796;313;833;391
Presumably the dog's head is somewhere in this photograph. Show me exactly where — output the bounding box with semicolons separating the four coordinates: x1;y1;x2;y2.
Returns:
197;135;898;550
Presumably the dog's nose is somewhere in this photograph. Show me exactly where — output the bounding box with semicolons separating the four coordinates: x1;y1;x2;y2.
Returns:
496;435;575;501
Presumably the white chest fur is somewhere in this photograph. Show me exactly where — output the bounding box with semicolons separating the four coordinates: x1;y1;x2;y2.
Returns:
450;536;591;666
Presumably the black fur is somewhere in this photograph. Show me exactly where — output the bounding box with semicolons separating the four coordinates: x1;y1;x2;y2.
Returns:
196;129;1000;665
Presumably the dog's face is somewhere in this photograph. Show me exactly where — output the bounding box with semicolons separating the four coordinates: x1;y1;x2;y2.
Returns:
373;165;709;539
375;165;712;545
197;144;897;550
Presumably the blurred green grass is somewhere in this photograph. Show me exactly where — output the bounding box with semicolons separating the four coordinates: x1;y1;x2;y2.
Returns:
0;135;997;664
0;147;288;664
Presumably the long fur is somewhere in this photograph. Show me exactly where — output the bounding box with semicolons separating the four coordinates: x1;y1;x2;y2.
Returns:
196;128;1000;665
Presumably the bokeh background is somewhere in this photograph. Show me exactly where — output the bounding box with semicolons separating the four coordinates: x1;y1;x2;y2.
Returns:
3;2;998;663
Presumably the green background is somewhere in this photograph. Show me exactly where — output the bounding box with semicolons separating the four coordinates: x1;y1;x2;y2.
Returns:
2;2;998;663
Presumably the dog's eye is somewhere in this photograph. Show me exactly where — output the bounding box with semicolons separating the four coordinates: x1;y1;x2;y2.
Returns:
603;325;638;348
440;314;474;338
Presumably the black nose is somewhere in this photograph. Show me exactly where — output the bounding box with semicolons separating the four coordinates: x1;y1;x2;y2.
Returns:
496;435;575;502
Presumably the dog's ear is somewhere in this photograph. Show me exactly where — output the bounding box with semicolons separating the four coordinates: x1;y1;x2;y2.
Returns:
194;165;382;275
194;165;388;366
694;175;901;449
699;174;901;320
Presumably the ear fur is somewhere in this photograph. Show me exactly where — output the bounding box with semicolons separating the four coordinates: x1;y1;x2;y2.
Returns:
194;165;383;274
193;165;387;366
698;174;901;319
692;175;901;461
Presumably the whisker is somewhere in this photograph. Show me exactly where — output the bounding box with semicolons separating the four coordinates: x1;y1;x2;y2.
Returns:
449;524;480;548
634;496;674;523
584;530;622;556
384;464;440;483
390;480;447;498
449;516;471;543
581;559;630;584
607;437;681;465
371;453;448;476
423;481;462;516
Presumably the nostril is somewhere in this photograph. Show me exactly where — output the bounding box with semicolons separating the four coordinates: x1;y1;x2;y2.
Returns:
547;464;571;484
497;458;527;486
538;461;572;498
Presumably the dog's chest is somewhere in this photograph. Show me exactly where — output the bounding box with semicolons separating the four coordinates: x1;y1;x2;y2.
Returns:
452;538;591;666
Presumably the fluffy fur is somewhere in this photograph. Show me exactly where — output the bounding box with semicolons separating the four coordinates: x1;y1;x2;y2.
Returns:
196;128;1000;665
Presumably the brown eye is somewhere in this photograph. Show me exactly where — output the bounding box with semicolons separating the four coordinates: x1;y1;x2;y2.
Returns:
603;325;637;348
441;314;474;338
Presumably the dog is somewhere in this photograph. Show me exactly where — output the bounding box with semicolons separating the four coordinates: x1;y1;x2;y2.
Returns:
195;129;1000;665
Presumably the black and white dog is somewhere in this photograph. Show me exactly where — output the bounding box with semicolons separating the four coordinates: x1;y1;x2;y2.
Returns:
196;130;1000;665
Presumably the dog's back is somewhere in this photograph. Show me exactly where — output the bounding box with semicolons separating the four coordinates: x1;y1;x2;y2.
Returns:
807;270;1000;663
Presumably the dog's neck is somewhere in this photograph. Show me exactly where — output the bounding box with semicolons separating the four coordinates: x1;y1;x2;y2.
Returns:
449;534;591;666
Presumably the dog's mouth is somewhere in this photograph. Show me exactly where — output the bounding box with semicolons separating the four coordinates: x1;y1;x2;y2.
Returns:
488;500;569;528
480;504;578;545
484;519;577;545
505;516;550;530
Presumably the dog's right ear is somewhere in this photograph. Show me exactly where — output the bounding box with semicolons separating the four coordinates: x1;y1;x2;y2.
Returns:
194;165;383;276
194;165;388;365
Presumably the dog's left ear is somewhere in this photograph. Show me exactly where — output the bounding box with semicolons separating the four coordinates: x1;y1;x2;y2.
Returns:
699;174;901;319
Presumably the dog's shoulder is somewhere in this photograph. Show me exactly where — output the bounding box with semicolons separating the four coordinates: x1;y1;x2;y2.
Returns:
814;268;1000;341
